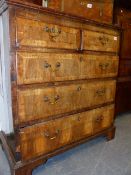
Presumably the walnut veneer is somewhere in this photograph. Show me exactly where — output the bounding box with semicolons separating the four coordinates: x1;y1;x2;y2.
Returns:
0;0;120;174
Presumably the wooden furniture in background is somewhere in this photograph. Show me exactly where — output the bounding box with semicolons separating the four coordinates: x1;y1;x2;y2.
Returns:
46;0;114;24
0;0;119;174
114;8;131;114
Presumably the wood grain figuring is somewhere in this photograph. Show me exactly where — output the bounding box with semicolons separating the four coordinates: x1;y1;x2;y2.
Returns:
83;30;119;52
16;17;80;50
80;55;118;79
16;52;80;84
17;80;116;124
19;104;114;160
47;0;114;24
17;52;119;85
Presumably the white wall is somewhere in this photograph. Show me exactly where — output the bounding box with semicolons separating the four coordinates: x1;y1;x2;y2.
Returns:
0;13;13;134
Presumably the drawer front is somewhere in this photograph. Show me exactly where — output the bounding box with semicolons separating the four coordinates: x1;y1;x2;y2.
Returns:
19;104;114;160
17;52;81;85
17;80;116;124
80;55;119;79
93;105;114;134
17;52;118;85
16;17;80;50
48;0;113;24
83;30;119;52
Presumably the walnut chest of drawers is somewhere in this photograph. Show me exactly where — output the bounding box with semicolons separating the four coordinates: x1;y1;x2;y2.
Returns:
0;0;120;174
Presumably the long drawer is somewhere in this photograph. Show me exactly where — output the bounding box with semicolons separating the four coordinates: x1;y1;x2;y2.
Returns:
17;52;119;85
47;0;114;24
19;104;114;160
16;17;80;50
83;30;119;52
17;80;116;124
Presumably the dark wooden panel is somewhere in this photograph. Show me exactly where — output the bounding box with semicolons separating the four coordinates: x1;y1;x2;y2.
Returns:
119;60;131;76
115;81;131;114
121;20;131;59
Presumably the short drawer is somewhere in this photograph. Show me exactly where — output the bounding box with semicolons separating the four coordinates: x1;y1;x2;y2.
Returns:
16;17;80;50
80;55;119;79
17;80;116;124
17;52;119;85
83;30;119;52
19;104;114;160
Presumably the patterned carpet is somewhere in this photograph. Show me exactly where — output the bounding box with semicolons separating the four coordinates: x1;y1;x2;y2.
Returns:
0;113;131;175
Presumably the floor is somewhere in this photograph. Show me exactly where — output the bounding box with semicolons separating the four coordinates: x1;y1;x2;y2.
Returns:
0;113;131;175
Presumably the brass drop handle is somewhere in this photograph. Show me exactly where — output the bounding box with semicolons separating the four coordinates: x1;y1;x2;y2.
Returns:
80;1;93;7
44;26;61;41
44;129;61;140
95;116;103;123
77;116;81;121
45;26;61;34
56;62;61;68
96;89;106;96
44;96;49;102
80;57;83;62
52;62;61;72
44;95;60;105
80;1;87;6
44;62;51;69
54;95;60;102
99;36;109;45
77;86;82;91
99;63;109;70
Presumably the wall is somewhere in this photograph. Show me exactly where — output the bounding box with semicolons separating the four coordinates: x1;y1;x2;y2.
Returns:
0;12;13;134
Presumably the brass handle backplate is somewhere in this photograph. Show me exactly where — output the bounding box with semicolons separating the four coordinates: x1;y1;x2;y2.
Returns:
77;86;82;91
44;129;61;140
44;26;61;42
99;36;109;45
44;62;61;72
52;62;61;72
44;95;60;105
99;63;109;70
96;89;106;96
44;62;51;69
95;116;104;123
